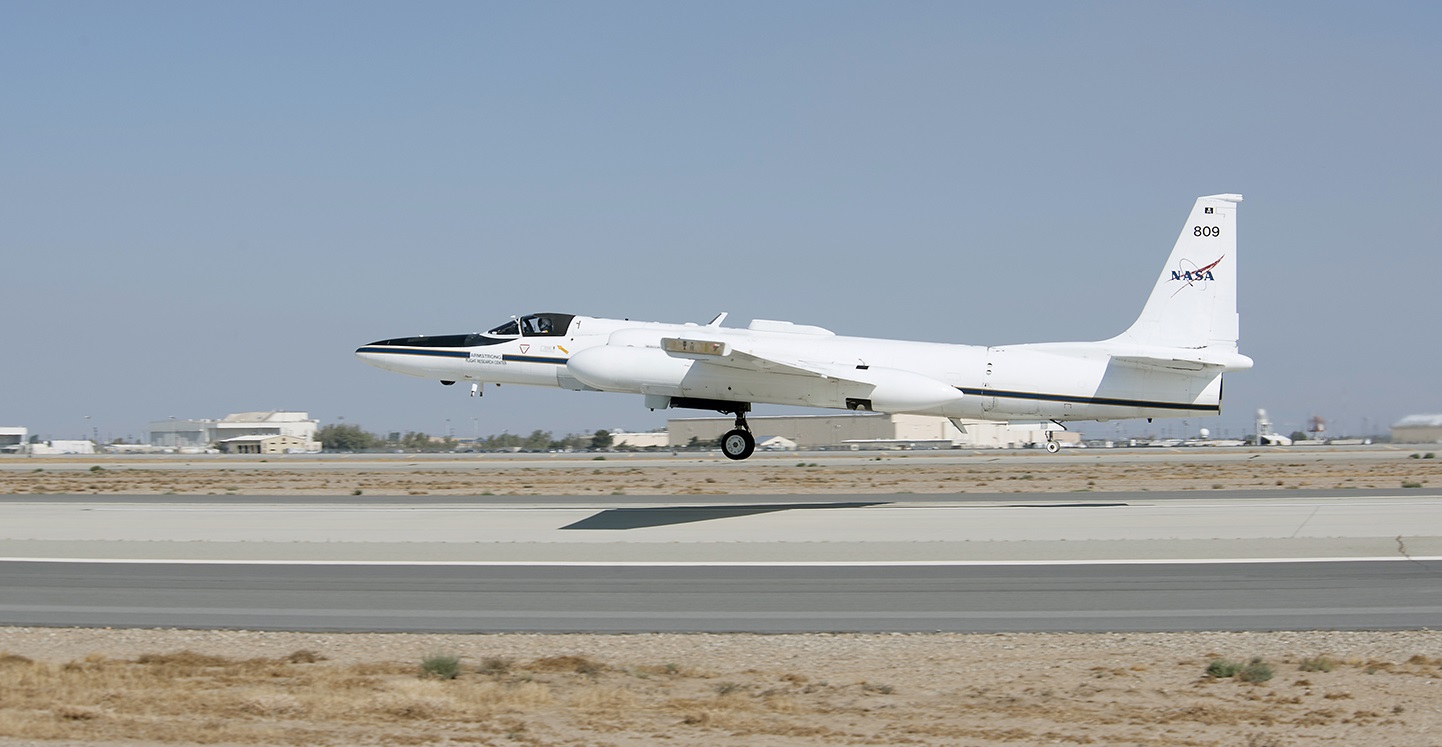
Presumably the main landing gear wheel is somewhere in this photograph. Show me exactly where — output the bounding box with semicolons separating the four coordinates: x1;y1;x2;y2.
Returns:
721;429;755;461
1044;439;1061;454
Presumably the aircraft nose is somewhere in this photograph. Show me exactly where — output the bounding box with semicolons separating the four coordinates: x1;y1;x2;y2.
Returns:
355;342;391;369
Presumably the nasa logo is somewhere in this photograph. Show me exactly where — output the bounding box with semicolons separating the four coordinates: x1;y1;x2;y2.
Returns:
1168;256;1224;297
1170;268;1216;282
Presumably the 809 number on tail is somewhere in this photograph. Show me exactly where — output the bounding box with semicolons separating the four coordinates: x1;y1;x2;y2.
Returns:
1194;225;1221;237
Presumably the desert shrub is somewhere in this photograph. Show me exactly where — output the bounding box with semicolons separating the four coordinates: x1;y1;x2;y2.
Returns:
478;656;513;675
1207;659;1242;678
1208;657;1272;682
286;649;327;664
1238;658;1274;683
420;654;461;680
531;655;604;675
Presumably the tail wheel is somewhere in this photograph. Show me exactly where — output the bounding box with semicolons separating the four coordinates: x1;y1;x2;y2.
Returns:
721;429;756;461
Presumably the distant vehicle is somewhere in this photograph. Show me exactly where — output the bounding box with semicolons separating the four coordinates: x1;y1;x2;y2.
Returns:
358;194;1252;460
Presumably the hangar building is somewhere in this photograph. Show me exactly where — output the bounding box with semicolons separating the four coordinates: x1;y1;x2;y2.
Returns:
1392;414;1442;444
610;431;669;448
0;427;26;453
218;434;317;454
150;412;321;451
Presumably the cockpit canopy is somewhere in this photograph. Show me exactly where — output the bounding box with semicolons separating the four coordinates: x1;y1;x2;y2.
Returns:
488;313;575;338
367;313;576;349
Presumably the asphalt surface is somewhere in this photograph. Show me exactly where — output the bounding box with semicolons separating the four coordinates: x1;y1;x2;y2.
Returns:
4;559;1440;633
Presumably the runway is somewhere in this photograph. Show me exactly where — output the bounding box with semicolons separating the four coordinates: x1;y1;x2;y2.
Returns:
4;560;1440;633
2;489;1441;632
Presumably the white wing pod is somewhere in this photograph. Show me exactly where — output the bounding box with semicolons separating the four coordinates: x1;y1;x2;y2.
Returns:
850;367;965;412
565;344;690;393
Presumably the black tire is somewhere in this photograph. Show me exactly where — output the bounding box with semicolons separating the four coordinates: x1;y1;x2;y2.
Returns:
1045;440;1061;454
721;429;756;460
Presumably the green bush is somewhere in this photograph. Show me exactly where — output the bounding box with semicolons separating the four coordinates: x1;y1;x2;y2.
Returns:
1207;657;1272;682
1239;658;1273;683
420;654;462;680
1207;659;1242;678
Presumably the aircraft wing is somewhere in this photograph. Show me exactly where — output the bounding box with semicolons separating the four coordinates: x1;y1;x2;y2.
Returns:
660;337;963;412
660;337;849;380
659;335;965;412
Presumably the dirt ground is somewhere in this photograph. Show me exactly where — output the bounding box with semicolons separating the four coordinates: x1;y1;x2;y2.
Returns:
1;448;1438;496
2;450;1441;745
2;628;1441;747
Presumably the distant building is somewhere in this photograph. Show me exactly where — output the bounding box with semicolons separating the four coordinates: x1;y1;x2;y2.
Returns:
150;412;320;451
0;427;26;453
1254;409;1292;446
218;434;316;454
667;413;1077;450
27;440;95;455
611;431;669;448
1392;414;1442;444
757;435;798;451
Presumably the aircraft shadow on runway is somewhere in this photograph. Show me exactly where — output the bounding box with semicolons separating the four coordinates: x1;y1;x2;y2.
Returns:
561;501;891;530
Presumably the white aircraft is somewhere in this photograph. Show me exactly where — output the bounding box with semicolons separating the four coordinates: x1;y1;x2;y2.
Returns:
358;194;1251;460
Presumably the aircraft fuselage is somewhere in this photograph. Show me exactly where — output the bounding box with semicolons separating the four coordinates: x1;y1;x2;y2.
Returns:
356;313;1225;424
357;194;1252;459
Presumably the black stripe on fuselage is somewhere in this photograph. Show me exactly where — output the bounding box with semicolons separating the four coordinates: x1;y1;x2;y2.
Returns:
356;348;569;366
503;354;568;365
957;387;1218;413
355;347;470;358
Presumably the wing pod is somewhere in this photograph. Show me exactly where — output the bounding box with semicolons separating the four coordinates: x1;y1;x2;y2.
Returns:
566;344;690;393
839;366;965;412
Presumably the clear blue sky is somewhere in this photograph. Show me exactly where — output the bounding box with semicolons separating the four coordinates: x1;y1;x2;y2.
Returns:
4;1;1439;442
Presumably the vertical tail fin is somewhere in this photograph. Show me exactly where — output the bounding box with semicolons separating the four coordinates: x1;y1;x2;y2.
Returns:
1113;193;1243;351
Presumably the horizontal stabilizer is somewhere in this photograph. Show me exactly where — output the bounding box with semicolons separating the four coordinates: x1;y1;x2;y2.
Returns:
1112;351;1253;372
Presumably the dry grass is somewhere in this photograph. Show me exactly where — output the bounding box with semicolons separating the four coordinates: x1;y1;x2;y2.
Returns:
0;650;571;744
3;640;1442;746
